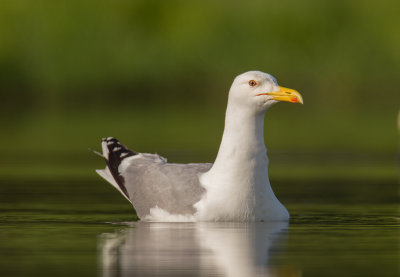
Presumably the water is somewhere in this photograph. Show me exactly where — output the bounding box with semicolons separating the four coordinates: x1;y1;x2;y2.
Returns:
98;212;399;277
1;203;397;277
0;154;399;276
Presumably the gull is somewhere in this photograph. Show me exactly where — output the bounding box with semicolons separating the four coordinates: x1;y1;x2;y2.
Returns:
95;71;303;221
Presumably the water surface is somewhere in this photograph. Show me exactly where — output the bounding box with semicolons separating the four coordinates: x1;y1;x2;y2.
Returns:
0;154;398;276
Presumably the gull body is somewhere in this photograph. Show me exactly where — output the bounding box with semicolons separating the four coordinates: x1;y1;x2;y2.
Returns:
96;71;303;222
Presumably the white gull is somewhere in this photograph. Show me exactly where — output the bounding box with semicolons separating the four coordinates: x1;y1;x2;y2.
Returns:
95;71;303;222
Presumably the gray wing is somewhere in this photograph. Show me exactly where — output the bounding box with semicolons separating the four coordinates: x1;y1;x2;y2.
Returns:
121;153;212;218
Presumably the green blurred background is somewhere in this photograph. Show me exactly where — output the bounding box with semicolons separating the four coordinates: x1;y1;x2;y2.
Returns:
0;2;399;275
0;0;399;180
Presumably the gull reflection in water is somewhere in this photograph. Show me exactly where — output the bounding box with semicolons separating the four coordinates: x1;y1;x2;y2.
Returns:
99;222;293;277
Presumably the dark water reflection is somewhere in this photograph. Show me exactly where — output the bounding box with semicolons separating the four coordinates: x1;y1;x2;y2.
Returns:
99;222;290;277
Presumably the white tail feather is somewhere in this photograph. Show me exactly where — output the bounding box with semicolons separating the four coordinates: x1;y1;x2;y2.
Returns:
96;168;132;203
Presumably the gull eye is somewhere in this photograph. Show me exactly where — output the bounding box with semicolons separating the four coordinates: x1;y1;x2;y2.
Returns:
248;80;257;87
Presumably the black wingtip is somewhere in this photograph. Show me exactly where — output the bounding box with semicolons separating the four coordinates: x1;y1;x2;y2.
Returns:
103;137;137;159
102;137;137;199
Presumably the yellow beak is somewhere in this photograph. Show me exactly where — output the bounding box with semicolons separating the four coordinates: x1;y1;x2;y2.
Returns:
257;86;303;104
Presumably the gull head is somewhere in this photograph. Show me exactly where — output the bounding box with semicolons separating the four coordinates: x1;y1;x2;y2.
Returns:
228;71;303;114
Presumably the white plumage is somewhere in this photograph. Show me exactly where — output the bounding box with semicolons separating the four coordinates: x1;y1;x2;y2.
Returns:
96;71;303;222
